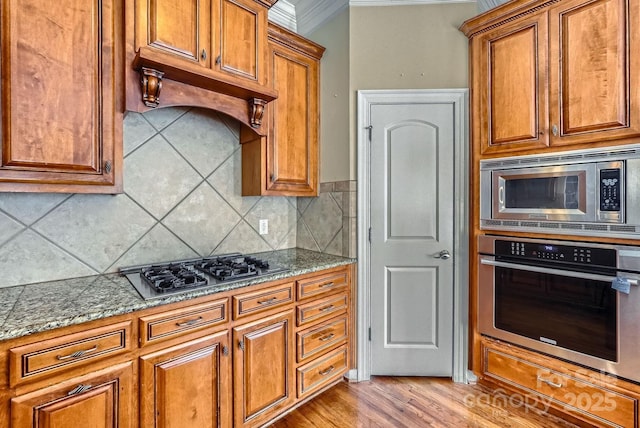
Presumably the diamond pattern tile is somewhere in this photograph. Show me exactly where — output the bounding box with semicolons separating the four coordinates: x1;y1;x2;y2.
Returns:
296;220;321;252
123;111;156;156
111;224;199;269
0;211;25;246
32;194;156;272
143;106;190;131
207;149;260;216
162;183;241;256
124;134;203;219
246;197;297;249
0;230;97;287
215;220;272;255
300;192;343;251
162;108;237;177
0;193;70;226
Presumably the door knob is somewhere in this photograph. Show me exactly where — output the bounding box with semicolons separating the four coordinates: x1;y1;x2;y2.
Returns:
434;250;451;260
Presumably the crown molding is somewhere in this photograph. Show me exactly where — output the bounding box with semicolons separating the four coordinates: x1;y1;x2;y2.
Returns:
268;0;298;32
349;0;474;5
295;0;349;35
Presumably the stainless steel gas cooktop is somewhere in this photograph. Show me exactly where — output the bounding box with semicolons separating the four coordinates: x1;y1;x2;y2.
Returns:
120;253;288;300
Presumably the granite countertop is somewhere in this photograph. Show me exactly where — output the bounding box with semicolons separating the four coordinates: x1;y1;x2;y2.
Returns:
0;249;355;342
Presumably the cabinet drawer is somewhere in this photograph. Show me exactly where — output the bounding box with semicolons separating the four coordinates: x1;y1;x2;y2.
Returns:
297;345;347;398
296;269;348;301
9;321;131;387
484;347;637;427
296;293;347;327
297;316;347;363
139;298;228;346
233;282;294;319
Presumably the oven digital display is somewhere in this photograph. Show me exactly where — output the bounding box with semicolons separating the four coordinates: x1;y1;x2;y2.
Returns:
542;245;557;252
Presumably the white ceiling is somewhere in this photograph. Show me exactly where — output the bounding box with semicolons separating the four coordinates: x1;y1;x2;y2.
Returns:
269;0;497;36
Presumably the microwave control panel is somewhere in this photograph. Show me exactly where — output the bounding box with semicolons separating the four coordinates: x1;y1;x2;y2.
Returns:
600;168;621;212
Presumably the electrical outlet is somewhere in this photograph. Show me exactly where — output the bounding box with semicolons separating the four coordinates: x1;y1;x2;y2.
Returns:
259;219;269;235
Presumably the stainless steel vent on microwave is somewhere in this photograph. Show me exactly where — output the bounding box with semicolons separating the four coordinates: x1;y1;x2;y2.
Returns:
480;144;640;238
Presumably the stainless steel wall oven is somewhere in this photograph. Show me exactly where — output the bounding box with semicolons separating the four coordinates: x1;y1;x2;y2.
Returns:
478;235;640;383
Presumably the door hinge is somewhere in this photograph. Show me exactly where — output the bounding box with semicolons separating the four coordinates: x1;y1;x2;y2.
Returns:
368;327;371;341
368;227;371;242
365;125;373;142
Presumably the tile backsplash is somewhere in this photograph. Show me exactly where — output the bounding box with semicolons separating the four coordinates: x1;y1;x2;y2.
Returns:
0;107;354;288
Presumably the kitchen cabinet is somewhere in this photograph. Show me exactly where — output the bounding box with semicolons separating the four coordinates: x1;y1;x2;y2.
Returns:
0;262;355;428
139;331;231;428
481;337;640;427
0;0;123;193
132;0;278;128
463;0;640;156
240;23;325;196
11;362;134;428
233;310;295;427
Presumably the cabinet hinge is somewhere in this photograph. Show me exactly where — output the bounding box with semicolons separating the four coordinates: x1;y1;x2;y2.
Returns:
365;125;373;142
238;340;245;351
368;327;371;341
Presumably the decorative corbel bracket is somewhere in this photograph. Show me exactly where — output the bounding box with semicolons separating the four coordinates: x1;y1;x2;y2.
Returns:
249;98;268;128
140;67;164;108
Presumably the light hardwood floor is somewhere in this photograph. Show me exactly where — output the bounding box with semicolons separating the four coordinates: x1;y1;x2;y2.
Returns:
270;377;584;427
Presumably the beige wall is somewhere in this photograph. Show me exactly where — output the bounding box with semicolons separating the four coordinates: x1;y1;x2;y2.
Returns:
309;9;351;183
311;3;477;181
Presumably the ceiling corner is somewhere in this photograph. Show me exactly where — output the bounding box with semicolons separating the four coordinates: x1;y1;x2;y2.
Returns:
268;0;298;32
295;0;349;36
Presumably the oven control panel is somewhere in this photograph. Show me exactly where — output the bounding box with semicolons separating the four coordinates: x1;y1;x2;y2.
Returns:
495;240;616;267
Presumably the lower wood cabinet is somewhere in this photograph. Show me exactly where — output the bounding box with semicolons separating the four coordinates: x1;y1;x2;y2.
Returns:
233;310;295;427
139;331;231;428
0;264;355;428
481;337;640;427
10;361;134;428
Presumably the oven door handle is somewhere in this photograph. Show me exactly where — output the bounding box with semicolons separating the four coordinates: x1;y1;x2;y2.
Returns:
480;258;638;286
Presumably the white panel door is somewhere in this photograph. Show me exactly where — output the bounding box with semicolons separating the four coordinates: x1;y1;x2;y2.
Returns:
370;101;455;376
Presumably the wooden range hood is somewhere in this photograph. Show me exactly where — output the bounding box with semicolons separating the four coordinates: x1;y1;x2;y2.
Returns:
124;0;280;138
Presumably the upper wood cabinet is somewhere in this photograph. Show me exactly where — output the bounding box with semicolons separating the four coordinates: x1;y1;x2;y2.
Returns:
240;24;325;196
462;0;640;156
136;0;266;85
0;0;123;193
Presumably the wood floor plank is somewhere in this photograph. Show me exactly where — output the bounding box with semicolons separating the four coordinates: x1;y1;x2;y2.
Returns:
269;377;584;428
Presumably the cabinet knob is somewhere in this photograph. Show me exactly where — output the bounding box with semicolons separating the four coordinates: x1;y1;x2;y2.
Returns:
552;124;559;136
104;160;112;174
201;49;207;61
215;55;221;65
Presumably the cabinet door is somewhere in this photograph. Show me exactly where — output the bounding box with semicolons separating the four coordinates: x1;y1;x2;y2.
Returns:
474;12;549;155
137;0;212;67
233;310;295;427
216;0;266;84
0;0;122;192
11;362;134;428
139;331;231;428
549;0;640;146
266;41;319;195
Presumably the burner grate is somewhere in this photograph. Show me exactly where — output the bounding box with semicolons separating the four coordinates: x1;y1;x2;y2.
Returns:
141;263;208;293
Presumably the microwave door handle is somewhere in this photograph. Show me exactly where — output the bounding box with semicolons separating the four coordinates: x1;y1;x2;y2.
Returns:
479;258;638;286
498;186;504;205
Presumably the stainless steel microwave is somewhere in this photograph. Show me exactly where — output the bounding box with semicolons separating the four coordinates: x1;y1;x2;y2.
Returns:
480;145;640;238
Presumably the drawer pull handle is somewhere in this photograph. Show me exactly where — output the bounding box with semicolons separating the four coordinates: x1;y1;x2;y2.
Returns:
56;345;98;361
319;365;335;376
176;316;204;327
537;376;563;388
67;384;93;396
319;305;335;312
258;297;277;305
319;333;335;342
319;282;335;288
